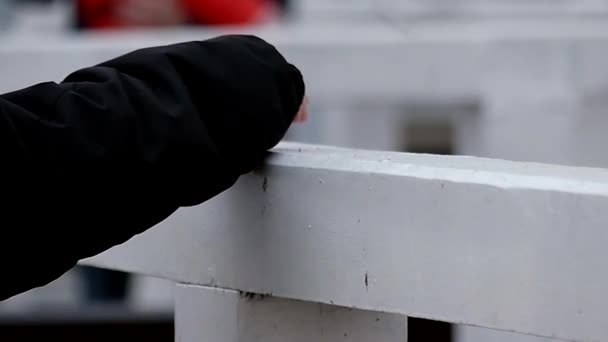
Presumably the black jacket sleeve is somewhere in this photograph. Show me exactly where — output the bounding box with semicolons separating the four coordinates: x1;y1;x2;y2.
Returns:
0;35;305;301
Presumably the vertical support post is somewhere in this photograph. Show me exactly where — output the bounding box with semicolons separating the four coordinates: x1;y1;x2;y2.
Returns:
175;284;408;342
454;95;584;166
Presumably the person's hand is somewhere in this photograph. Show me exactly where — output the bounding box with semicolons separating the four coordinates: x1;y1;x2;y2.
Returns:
114;0;188;27
293;96;309;123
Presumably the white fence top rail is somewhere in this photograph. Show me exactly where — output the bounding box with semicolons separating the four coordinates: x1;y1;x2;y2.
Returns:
2;23;608;104
293;0;608;19
85;143;608;342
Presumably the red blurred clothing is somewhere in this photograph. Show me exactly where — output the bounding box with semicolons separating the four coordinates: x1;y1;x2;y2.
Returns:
78;0;271;28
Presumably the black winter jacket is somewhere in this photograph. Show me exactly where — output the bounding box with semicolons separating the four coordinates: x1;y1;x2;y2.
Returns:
0;35;305;301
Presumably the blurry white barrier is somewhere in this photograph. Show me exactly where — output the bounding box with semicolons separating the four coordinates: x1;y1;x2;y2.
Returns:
291;0;608;21
83;142;608;342
0;0;15;31
2;22;608;167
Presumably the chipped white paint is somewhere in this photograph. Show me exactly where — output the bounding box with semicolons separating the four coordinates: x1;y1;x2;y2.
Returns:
175;284;407;342
84;143;608;342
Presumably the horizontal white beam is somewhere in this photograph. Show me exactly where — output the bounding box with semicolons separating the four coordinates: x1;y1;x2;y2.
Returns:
2;22;608;104
293;0;608;19
84;143;608;342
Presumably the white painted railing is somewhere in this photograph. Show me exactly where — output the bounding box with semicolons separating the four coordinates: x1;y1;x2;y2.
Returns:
82;142;608;342
3;25;608;340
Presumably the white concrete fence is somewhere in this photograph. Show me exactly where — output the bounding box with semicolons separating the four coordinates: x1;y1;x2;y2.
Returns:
3;22;608;341
80;142;608;342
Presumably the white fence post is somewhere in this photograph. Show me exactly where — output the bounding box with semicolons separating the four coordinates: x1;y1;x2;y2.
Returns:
175;284;407;342
454;94;583;165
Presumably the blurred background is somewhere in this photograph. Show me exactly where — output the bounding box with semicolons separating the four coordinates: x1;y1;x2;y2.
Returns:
2;0;608;341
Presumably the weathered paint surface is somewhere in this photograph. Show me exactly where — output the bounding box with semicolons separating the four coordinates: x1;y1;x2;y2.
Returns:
175;284;407;342
85;143;608;342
